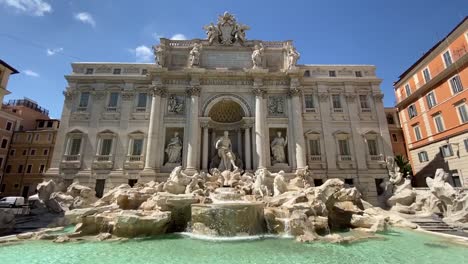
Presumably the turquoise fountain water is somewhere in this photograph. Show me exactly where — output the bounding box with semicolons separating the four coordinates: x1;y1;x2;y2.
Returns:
1;229;467;264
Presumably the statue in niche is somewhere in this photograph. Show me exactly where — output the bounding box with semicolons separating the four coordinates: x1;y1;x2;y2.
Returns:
268;96;284;115
287;45;300;70
270;131;287;165
215;131;238;171
167;95;184;114
251;43;264;69
188;43;202;67
152;44;166;67
165;132;182;164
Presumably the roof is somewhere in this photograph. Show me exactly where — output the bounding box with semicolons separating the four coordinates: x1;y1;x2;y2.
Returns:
0;59;19;74
394;16;467;87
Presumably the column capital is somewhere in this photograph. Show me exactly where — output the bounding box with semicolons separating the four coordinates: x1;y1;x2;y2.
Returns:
200;120;210;128
318;92;329;102
252;87;266;97
150;85;167;97
186;86;201;97
63;89;74;101
288;87;302;97
373;93;384;102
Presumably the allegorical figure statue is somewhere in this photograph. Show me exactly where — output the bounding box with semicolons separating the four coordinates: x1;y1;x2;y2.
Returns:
251;43;264;69
188;43;202;67
271;131;287;164
152;44;166;67
203;23;220;45
215;131;238;171
287;45;300;69
165;132;182;164
167;95;184;114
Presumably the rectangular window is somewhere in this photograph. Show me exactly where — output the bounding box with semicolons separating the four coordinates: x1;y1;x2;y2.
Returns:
27;134;32;142
309;139;321;155
38;120;45;127
426;92;437;109
85;68;94;74
69;138;82;155
113;68;121;75
355;71;362;77
141;69;148;75
440;144;454;158
5;165;11;173
443;51;452;67
0;158;3;169
367;139;378;155
39;165;46;173
304;95;315;110
35;134;39;141
405;84;411;97
18;165;23;173
9;149;15;156
338;139;350;155
450;75;463;94
132;139;143;156
359;95;370;110
464;139;468;152
43;149;49;156
392;134;398;142
332;95;342;109
30;149;36;156
26;164;32;173
100;138;113;156
450;170;462;187
108;92;119;108
423;68;431;83
413;125;422;141
1;139;8;148
433;115;445;133
5;121;12;131
328;70;336;77
408;104;417;119
47;121;53;128
457;104;468;124
78;92;90;109
48;133;52;142
22;150;27;155
137;93;147;109
418;151;429;162
344;178;354;186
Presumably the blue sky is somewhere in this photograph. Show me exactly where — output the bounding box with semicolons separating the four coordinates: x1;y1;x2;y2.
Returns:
0;0;466;118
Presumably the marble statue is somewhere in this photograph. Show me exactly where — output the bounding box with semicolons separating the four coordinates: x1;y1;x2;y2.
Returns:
152;44;166;67
287;45;300;69
203;23;220;45
188;43;202;67
252;43;264;69
271;131;287;164
215;131;238;171
273;170;288;196
253;168;270;197
167;95;184;114
165;132;182;164
203;12;250;46
163;166;192;194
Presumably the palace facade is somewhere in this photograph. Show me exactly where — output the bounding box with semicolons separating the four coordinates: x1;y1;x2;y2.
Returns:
46;13;392;203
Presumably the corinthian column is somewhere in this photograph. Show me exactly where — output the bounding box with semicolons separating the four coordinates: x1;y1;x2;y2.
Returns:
143;85;166;173
289;85;307;169
185;85;201;173
243;123;252;171
201;122;209;171
253;87;266;169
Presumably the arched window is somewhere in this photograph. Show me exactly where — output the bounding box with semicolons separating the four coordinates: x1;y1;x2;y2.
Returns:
303;70;310;77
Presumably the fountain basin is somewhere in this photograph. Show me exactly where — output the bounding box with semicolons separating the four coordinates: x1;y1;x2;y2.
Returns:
191;202;266;236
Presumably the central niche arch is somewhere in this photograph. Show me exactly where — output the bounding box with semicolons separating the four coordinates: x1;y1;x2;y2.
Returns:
209;100;245;123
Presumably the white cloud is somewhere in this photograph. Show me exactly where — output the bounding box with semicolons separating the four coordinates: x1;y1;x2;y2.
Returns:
74;12;96;27
23;69;39;77
170;33;187;40
130;45;153;62
46;47;63;56
0;0;52;16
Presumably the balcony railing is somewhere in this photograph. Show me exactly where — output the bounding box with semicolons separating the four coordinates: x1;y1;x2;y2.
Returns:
361;108;371;113
63;154;80;162
305;108;316;113
126;155;144;162
369;154;384;161
338;155;352;161
135;107;147;112
333;108;343;113
308;155;322;162
94;155;113;162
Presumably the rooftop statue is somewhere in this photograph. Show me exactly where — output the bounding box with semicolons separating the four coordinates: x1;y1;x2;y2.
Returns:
203;11;250;46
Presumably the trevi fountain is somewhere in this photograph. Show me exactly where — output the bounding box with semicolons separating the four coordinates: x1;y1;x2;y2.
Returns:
1;12;468;264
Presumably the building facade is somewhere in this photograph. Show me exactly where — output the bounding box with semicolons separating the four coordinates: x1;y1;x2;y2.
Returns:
394;17;468;187
46;13;392;203
384;107;408;159
0;60;21;189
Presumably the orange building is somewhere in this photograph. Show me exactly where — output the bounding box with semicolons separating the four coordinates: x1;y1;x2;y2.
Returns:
384;107;408;159
394;17;468;187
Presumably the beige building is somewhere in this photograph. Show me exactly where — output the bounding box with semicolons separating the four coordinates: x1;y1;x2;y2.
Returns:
46;13;392;204
384;107;408;159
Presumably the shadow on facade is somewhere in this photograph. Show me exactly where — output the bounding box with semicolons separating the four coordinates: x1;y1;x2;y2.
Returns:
413;152;450;187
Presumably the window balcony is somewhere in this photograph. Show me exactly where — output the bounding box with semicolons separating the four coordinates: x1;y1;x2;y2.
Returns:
124;155;145;170
337;154;355;169
61;154;82;169
338;155;352;161
361;108;371;113
308;155;322;162
92;155;114;170
367;154;386;169
369;154;384;161
333;108;343;113
305;108;316;113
